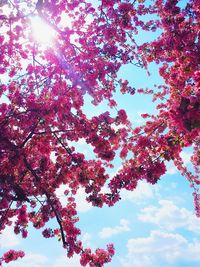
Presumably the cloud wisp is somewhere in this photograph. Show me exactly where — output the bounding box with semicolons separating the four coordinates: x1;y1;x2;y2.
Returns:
120;230;200;267
99;219;130;239
138;199;200;233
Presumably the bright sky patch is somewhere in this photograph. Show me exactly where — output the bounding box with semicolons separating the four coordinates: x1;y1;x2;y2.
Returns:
30;16;56;45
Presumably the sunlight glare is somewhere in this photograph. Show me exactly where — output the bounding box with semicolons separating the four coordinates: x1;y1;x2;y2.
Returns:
31;16;56;45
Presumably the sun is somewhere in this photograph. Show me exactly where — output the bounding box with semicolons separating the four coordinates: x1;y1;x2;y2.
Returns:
30;16;56;46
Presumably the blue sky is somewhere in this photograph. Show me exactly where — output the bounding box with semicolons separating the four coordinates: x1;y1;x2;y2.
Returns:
1;1;200;267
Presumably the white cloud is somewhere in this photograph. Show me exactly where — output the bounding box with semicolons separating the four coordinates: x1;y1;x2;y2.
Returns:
81;232;92;247
120;181;155;203
75;188;93;213
56;185;92;213
0;226;20;248
6;253;48;267
52;254;80;267
138;200;200;233
99;219;130;239
120;230;200;267
166;151;192;175
180;151;192;165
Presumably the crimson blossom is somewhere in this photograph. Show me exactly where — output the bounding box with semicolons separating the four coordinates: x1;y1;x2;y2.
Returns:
0;0;199;266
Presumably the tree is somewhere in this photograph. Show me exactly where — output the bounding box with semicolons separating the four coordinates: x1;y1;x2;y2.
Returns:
0;0;199;266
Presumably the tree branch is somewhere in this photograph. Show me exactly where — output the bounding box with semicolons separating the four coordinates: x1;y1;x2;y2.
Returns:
23;155;67;247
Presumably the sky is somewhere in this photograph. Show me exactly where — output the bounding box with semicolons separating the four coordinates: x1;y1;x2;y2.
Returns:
1;1;200;267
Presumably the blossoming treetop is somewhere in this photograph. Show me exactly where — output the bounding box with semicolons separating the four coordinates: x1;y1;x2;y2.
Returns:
0;0;199;266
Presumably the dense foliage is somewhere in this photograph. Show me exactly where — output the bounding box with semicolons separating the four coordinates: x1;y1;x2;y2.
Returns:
0;0;199;266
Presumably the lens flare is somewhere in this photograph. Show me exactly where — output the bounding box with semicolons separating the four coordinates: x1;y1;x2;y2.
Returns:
30;16;56;45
